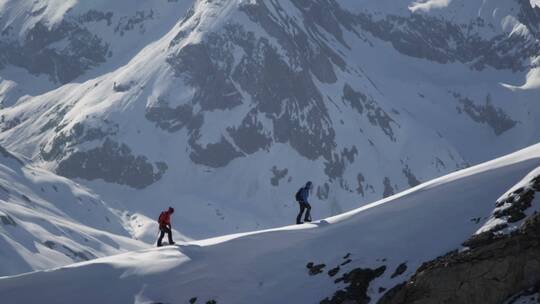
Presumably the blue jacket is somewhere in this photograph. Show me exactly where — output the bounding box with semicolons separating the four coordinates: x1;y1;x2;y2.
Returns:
300;187;310;203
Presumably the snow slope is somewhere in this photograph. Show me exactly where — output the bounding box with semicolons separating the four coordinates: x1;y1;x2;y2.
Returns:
2;143;540;303
0;145;150;276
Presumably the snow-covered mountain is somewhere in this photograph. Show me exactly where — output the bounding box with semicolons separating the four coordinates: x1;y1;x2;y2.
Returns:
0;144;152;276
1;0;540;298
0;0;193;103
1;0;540;241
1;141;540;304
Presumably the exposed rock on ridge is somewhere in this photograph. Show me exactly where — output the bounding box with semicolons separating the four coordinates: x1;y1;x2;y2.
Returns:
378;212;540;304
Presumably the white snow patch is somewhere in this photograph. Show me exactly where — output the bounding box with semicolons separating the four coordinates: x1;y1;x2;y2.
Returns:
409;0;451;13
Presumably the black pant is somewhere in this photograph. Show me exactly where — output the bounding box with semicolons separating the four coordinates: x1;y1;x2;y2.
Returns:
157;226;174;247
296;201;311;224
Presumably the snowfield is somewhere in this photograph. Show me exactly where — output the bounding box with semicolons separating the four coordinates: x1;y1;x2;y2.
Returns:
1;143;540;303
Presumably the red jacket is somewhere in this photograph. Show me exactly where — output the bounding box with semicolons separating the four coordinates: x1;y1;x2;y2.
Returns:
158;211;172;227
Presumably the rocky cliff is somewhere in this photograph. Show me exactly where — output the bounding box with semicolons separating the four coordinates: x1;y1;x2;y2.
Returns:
379;194;540;303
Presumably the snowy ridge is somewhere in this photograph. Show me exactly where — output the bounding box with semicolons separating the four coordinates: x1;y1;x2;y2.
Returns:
1;143;540;303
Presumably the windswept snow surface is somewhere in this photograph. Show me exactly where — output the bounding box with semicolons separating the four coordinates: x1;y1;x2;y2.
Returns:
2;143;540;303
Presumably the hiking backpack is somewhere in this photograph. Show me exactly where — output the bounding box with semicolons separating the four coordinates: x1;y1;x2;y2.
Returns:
158;212;166;225
295;188;303;202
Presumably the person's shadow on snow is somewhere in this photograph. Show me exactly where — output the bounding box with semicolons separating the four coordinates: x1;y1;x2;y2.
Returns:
314;219;330;227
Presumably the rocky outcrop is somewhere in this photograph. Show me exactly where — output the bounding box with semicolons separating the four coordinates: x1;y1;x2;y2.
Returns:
56;138;168;189
270;166;288;186
378;213;540;304
322;265;386;304
354;4;540;72
452;92;517;136
0;20;109;84
493;175;540;226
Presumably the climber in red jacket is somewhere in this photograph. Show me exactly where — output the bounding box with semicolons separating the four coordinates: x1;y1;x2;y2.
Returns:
157;207;175;247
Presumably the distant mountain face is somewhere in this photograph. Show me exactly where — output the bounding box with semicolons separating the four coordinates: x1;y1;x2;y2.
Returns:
1;0;540;238
0;0;192;105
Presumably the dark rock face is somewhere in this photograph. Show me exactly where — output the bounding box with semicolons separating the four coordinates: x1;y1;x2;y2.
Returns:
390;262;408;279
402;166;420;188
41;121;119;162
357;174;366;197
307;262;327;276
56;138;167;189
188;135;243;168
227;109;272;155
0;21;109;84
167;41;243;112
342;84;397;142
495;187;535;224
328;266;340;277
114;10;154;36
378;213;540;304
354;6;540;72
39;121;167;189
77;10;114;26
322;266;386;304
145;103;203;133
382;177;395;198
453;92;517;136
241;0;348;84
270;166;288;187
494;175;540;225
